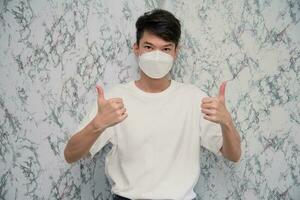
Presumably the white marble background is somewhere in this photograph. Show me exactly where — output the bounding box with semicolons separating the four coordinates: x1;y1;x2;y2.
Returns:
0;0;299;199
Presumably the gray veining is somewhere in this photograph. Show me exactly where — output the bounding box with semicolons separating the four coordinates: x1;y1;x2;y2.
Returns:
0;0;299;199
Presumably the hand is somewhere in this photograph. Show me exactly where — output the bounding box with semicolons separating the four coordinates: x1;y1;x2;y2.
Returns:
201;81;232;125
92;85;128;131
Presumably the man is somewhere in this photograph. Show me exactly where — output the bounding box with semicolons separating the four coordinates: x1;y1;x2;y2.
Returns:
64;9;241;200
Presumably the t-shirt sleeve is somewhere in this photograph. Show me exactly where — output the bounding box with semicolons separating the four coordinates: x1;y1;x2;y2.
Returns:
199;112;223;156
75;101;114;158
194;87;223;156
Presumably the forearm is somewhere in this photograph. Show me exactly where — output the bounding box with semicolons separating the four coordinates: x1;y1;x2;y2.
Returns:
220;119;241;162
64;118;105;163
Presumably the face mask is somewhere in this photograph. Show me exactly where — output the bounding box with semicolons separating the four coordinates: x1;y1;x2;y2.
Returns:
138;50;174;79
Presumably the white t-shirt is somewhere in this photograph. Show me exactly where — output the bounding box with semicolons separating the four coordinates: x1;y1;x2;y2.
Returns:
77;80;223;200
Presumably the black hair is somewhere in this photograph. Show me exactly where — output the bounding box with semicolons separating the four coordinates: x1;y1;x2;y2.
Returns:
135;9;181;47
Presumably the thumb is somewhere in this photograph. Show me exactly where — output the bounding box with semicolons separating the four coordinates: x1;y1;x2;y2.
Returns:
218;81;227;102
96;85;106;104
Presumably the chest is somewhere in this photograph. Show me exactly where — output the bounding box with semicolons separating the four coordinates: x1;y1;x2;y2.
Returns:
114;94;199;148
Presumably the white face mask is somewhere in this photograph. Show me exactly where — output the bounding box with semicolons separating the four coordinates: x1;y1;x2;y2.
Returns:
138;50;174;79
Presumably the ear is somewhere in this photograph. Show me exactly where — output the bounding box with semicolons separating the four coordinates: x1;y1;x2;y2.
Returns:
133;43;139;56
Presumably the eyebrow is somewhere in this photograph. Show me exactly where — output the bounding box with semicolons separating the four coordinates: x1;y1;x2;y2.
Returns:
143;41;174;47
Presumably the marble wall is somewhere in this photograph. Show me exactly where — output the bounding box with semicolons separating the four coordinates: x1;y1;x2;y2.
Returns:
0;0;299;199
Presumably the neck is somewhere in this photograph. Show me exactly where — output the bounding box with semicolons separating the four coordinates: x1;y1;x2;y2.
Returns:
135;72;171;93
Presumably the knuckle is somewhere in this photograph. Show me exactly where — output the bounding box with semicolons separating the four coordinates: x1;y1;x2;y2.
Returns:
112;104;120;109
115;98;123;102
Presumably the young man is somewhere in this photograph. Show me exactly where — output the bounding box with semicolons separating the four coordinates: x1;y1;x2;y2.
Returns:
64;9;241;200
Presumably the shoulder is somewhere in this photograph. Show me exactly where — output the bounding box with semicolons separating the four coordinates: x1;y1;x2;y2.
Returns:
103;81;132;98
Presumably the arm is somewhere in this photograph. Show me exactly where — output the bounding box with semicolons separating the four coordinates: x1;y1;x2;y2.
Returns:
201;81;241;162
64;116;105;163
220;117;241;162
64;85;128;164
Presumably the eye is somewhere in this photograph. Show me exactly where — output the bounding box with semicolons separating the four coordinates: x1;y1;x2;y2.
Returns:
162;48;171;52
144;45;153;50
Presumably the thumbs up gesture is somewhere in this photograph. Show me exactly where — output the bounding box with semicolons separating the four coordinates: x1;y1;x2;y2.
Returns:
92;85;128;131
201;81;232;125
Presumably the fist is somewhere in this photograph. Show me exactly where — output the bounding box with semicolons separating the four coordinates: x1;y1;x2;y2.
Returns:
93;85;128;130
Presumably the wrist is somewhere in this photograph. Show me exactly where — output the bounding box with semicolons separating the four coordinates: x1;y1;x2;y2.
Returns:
221;116;233;130
91;114;106;134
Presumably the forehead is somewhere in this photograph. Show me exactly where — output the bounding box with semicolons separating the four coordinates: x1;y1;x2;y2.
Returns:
139;31;175;47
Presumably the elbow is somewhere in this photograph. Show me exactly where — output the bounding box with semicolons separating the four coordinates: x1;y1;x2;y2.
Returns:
64;146;75;164
231;153;241;163
230;148;242;163
228;140;242;163
222;146;242;163
64;145;88;164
